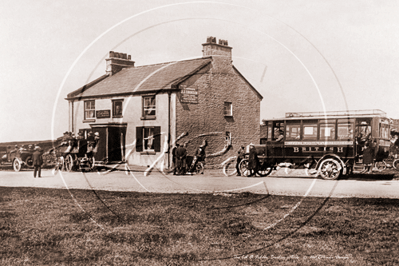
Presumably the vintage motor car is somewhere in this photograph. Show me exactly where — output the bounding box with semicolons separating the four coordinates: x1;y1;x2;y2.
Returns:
1;145;34;171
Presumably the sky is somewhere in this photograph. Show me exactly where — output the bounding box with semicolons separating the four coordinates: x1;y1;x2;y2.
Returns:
1;0;398;142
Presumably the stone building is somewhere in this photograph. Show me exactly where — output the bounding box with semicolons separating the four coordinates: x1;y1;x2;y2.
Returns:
66;37;263;168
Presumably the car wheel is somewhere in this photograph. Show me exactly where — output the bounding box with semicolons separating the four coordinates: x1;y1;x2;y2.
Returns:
13;159;22;172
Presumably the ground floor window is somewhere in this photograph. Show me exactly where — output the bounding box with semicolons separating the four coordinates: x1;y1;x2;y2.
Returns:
136;126;161;153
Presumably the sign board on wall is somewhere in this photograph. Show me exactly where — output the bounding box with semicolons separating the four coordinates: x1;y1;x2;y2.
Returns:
179;85;198;104
96;110;111;119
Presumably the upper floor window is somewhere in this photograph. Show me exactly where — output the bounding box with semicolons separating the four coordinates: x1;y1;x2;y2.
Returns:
224;102;232;116
142;95;156;119
112;99;123;118
84;100;95;120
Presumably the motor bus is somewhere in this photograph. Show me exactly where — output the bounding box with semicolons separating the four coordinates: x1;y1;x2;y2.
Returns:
239;109;391;180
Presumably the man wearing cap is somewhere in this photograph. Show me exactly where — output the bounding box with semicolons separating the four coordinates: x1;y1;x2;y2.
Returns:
32;146;43;178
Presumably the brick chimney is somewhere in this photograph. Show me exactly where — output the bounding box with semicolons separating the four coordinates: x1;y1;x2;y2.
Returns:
202;36;232;59
202;37;232;73
106;51;135;75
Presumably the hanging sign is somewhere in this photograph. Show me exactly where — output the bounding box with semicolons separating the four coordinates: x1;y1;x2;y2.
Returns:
179;85;198;104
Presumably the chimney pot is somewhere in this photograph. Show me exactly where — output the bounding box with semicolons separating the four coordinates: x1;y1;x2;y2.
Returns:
128;55;131;60
109;51;115;58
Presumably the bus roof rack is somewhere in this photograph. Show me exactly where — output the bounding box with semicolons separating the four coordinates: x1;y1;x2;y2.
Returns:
285;109;387;118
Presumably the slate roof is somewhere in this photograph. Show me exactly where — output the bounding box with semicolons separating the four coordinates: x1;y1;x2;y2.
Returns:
67;57;212;99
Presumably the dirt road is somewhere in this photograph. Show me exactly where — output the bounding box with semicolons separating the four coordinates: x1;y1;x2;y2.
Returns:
0;167;398;198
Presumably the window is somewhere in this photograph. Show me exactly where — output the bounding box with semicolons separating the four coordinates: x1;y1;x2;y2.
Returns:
320;123;336;141
136;126;161;153
112;100;123;118
380;124;390;139
286;123;301;140
224;102;232;116
142;95;156;119
337;123;353;140
272;121;284;140
302;122;318;140
84;100;95;120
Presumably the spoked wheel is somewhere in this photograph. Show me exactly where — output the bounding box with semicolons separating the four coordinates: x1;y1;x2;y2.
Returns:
13;158;22;172
375;161;386;171
318;158;342;180
257;162;273;177
64;154;74;172
194;161;204;174
239;159;251;177
222;157;237;176
393;159;399;170
25;156;33;168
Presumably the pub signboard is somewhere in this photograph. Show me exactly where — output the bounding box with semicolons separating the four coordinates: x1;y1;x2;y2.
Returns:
96;110;111;119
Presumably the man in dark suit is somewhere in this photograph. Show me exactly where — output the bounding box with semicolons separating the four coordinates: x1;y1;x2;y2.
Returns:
175;143;187;175
248;143;259;177
32;146;43;178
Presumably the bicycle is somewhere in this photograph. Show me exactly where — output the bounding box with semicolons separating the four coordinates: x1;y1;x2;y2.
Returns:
374;155;399;171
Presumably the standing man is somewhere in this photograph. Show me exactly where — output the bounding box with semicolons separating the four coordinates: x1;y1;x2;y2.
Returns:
248;143;259;177
175;143;187;175
171;143;179;175
32;146;43;178
236;145;245;176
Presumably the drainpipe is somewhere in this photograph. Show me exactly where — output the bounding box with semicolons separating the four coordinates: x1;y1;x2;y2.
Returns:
167;91;171;168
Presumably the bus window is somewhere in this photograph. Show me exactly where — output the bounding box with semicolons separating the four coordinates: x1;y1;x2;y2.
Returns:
320;123;336;141
302;122;317;140
272;121;284;141
286;123;301;140
337;123;353;140
380;124;389;139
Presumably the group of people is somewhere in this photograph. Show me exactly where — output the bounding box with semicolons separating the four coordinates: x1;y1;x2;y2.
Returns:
172;142;206;175
236;143;259;177
59;131;100;155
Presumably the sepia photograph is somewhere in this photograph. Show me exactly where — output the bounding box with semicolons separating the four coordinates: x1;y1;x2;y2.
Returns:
1;0;399;265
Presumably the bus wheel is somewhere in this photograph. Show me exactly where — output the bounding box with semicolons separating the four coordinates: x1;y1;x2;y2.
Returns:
239;159;250;177
318;158;342;180
257;163;273;177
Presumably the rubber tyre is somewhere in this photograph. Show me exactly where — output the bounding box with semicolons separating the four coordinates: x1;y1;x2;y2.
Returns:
318;158;342;180
238;159;251;177
257;162;273;177
64;154;74;172
375;161;386;171
13;158;22;172
25;156;33;168
393;159;399;170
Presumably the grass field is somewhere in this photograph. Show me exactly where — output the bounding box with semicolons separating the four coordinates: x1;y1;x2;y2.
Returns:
1;187;398;265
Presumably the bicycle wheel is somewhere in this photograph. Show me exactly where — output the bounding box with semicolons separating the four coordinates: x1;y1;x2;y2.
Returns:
375;161;386;171
195;162;204;174
393;159;399;170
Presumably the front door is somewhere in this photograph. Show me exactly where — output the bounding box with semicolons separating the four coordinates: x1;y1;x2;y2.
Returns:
108;127;126;162
90;124;127;163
